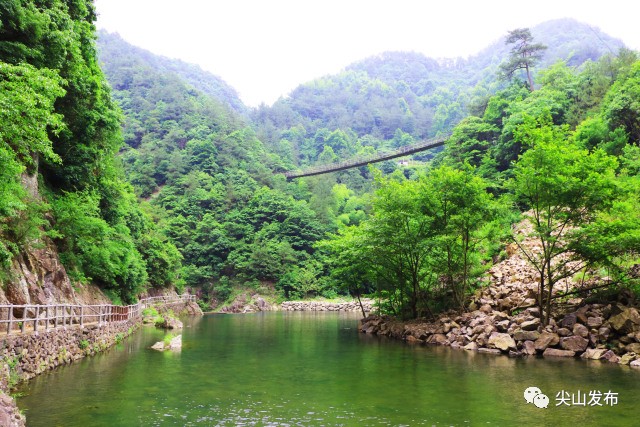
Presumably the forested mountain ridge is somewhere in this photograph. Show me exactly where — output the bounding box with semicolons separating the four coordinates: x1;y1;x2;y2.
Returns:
96;31;330;306
92;18;637;310
252;18;626;169
97;31;247;115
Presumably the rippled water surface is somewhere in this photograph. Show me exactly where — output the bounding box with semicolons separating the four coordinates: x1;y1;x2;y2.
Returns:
18;312;640;426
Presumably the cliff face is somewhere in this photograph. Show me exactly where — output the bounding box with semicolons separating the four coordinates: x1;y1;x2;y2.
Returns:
0;172;110;307
1;241;111;307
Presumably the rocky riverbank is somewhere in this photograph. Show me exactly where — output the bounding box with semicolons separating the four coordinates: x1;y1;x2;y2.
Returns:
360;302;640;366
359;222;640;366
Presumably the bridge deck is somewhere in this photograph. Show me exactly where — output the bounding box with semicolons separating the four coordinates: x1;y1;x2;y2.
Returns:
283;135;449;179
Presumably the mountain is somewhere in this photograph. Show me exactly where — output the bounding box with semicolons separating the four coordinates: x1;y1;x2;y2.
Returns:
97;31;248;115
251;18;627;167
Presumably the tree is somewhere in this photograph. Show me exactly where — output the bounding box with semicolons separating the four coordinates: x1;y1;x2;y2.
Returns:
509;114;619;325
430;166;494;309
316;225;374;317
500;28;547;91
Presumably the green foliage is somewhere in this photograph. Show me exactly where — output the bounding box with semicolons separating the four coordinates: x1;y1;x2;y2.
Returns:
321;166;494;318
509;115;620;324
602;61;640;144
78;339;89;350
142;307;159;318
499;28;547;91
51;191;147;302
0;62;65;168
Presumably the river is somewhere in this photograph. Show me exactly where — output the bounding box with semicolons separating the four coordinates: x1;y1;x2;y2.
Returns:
17;312;640;426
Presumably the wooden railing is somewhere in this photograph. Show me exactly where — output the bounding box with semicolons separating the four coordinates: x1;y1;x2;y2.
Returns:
0;294;196;335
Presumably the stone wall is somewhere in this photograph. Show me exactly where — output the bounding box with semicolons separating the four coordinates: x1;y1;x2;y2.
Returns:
0;320;139;386
281;299;373;313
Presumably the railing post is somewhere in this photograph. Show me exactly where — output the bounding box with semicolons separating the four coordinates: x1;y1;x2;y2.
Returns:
80;306;84;328
21;307;27;334
35;305;39;333
46;305;49;331
7;307;12;335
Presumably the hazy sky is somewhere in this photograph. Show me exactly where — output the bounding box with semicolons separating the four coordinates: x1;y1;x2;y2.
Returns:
94;0;640;107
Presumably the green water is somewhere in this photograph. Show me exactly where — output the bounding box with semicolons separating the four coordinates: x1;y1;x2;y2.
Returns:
18;312;640;426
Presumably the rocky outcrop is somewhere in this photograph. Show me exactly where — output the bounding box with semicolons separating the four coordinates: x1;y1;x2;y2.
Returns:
151;334;182;351
0;239;112;308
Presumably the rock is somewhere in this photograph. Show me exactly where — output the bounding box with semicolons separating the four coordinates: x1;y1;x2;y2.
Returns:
158;316;183;330
427;334;448;345
406;335;422;344
560;336;589;352
477;348;502;355
598;327;611;341
572;323;589;338
619;352;637;365
520;319;540;331
488;332;516;351
557;328;571;337
151;341;165;351
534;332;560;351
168;335;182;350
581;348;608;360
625;343;640;353
543;348;576;358
514;330;540;341
559;313;577;329
608;308;640;334
493;311;510;322
479;304;492;314
496;320;510;332
525;307;540;317
576;307;589;325
587;316;603;328
602;350;620;363
463;342;478;351
522;340;537;355
630;359;640;368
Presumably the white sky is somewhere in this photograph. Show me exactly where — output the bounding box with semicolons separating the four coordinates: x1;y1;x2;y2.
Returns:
94;0;640;107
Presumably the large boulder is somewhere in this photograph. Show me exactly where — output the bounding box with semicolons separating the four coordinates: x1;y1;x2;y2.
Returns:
572;323;589;338
534;332;560;351
427;334;448;345
625;343;640;354
581;348;607;360
514;330;540;341
543;348;575;358
587;316;603;328
560;336;589;352
608;308;640;334
559;313;577;329
522;340;537;355
158;316;183;330
520;319;540;331
488;332;516;351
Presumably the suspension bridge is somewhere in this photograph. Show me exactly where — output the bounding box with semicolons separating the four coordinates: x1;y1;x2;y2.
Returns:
283;134;450;180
